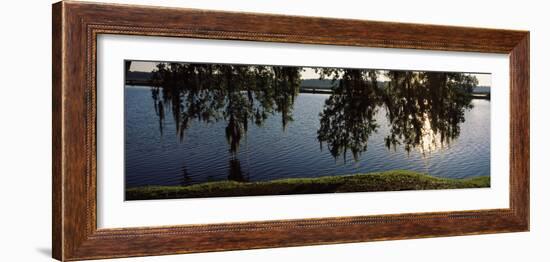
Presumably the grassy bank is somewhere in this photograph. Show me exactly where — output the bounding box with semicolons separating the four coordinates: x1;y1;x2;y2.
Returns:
126;170;489;200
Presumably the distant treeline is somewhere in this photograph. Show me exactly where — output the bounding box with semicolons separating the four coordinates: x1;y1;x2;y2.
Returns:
126;71;490;93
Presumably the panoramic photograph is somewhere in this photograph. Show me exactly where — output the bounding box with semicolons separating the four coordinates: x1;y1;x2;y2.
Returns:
124;60;491;200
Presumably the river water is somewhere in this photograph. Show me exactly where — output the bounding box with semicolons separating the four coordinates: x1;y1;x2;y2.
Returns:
125;86;490;188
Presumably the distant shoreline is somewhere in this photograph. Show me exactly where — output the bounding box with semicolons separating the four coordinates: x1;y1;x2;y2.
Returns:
125;81;491;99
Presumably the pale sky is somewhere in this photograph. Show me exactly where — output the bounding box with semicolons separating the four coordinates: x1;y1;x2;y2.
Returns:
130;61;491;87
130;61;158;72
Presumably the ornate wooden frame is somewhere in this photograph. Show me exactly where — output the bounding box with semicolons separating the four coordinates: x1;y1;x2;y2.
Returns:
52;1;530;261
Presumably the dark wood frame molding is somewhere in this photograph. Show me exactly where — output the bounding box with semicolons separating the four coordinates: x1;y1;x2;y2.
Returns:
52;1;530;261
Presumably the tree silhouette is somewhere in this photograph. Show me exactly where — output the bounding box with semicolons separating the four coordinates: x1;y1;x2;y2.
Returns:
149;62;302;181
316;68;381;161
382;71;477;154
316;68;477;160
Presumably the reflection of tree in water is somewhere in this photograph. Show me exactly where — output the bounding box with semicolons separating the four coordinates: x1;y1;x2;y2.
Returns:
150;63;302;181
146;62;478;179
316;68;477;160
228;158;248;182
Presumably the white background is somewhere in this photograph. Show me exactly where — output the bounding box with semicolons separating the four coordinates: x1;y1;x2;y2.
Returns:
98;35;509;228
0;0;547;261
